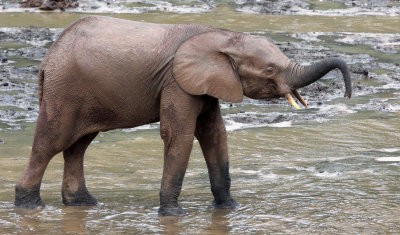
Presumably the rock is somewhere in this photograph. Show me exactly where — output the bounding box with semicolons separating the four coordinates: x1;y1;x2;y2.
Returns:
271;115;286;123
1;57;7;63
236;0;309;15
350;63;369;75
90;4;101;10
38;1;58;10
20;0;78;11
20;0;42;8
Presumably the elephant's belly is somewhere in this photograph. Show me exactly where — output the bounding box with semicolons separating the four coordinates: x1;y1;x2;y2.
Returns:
85;93;161;132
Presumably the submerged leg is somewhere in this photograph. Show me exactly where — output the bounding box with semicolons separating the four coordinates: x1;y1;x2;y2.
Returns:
195;98;238;209
62;132;98;206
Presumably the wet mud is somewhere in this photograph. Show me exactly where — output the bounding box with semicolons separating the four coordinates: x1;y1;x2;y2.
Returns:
20;0;79;11
0;27;61;125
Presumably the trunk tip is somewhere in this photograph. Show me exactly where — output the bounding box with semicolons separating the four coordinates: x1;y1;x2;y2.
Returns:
344;90;352;99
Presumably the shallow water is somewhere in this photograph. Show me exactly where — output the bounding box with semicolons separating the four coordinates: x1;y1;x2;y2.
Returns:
1;1;400;234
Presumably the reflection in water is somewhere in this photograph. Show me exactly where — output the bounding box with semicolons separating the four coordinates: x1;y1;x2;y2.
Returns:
159;216;181;234
158;207;234;234
208;209;233;234
14;208;44;234
61;207;89;234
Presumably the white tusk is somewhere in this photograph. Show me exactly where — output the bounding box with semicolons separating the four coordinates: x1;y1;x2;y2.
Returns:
285;93;300;110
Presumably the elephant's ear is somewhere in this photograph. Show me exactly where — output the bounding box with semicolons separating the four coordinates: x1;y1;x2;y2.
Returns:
173;31;243;103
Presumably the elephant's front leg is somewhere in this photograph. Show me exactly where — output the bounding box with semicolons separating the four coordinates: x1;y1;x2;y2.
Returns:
158;84;201;216
195;98;238;209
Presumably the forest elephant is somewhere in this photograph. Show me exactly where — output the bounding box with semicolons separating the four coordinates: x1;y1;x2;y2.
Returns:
15;16;352;216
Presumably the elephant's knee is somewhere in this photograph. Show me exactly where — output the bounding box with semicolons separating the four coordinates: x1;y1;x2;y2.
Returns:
160;123;175;148
160;125;170;141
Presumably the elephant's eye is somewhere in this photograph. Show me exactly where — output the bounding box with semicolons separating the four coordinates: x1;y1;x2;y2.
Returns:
264;67;275;76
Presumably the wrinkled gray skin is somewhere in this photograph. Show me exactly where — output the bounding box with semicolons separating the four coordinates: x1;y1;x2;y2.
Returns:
15;16;351;216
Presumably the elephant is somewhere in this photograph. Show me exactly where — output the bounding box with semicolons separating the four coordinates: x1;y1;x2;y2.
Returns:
15;15;351;216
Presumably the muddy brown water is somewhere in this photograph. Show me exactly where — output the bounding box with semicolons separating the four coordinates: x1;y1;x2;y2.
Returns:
1;3;400;234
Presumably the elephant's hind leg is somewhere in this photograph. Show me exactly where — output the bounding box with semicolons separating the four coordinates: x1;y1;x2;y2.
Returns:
15;104;66;208
15;99;90;209
62;132;98;206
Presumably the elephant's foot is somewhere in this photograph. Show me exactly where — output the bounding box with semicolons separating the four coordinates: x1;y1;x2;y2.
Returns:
14;184;45;209
212;197;239;209
158;206;186;216
62;187;97;206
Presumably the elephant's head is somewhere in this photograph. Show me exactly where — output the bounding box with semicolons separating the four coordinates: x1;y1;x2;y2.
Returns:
173;31;351;109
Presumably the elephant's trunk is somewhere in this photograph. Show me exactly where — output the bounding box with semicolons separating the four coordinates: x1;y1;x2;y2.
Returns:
286;57;352;98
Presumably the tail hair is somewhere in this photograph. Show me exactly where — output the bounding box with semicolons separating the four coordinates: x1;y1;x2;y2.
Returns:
38;69;44;106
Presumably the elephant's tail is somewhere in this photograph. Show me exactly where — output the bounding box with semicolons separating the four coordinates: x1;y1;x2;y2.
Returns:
38;68;44;106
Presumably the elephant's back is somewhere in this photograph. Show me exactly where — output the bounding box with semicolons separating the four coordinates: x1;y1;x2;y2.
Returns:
41;16;171;83
62;16;172;62
44;16;212;74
